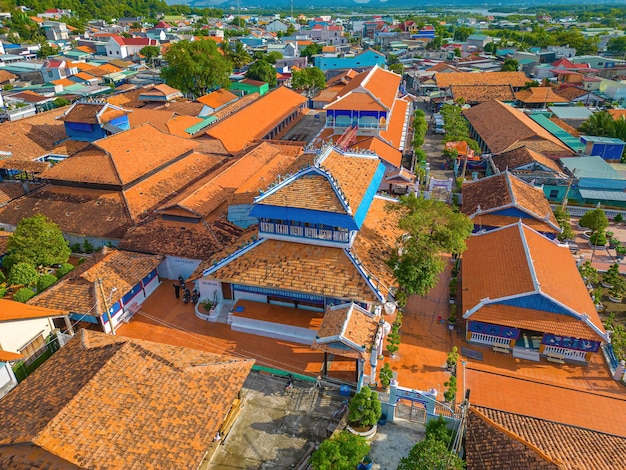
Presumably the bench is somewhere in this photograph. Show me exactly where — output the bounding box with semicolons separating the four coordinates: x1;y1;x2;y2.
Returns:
492;345;511;354
546;354;565;364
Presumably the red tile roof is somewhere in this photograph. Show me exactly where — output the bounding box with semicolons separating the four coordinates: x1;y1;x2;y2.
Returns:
329;66;401;112
461;223;607;341
436;71;529;89
196;89;238;109
0;329;253;470
349;136;402;168
0;300;67;322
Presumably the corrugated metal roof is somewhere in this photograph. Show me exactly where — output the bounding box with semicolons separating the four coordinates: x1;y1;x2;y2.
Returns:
529;114;585;152
579;189;626;201
549;106;594;121
562;155;624;180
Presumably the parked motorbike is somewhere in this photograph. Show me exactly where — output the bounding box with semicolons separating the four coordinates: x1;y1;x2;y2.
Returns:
178;275;186;290
183;288;191;304
191;289;199;304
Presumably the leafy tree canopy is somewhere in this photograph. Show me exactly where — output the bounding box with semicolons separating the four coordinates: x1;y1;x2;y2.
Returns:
397;435;465;470
309;431;369;470
221;40;252;70
265;51;283;64
7;214;71;267
291;66;326;96
501;58;519;71
161;39;232;97
8;262;38;287
140;45;160;67
579;208;609;234
245;59;277;87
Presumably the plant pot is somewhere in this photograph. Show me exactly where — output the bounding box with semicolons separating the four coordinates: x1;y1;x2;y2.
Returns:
448;323;455;330
602;281;614;289
609;294;623;303
347;423;378;440
582;230;592;239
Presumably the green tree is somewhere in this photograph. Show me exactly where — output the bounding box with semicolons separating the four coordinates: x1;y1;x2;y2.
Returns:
8;262;38;287
309;431;370;470
553;206;574;241
7;214;71;268
13;287;36;303
53;97;71;108
37;41;57;59
221;40;252;70
389;62;404;74
607;36;626;55
347;386;382;428
140;45;160;68
265;51;283;64
578;111;615;137
387;194;473;296
161;39;232;97
579;208;609;237
501;58;519;71
397;435;465;470
56;263;75;278
37;273;57;292
245;59;277;87
291;66;326;97
301;43;322;61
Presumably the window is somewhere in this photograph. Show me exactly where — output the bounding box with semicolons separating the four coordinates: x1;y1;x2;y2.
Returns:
549;189;559;199
19;333;46;365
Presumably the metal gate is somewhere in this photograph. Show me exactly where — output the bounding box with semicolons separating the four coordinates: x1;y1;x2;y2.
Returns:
395;399;427;424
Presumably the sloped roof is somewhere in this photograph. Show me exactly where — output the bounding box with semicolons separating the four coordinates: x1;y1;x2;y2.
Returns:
59;102;129;125
461;223;607;341
349;136;402;168
515;87;569;104
379;98;410;151
312;303;379;360
28;248;164;316
41;124;198;186
204;86;307;154
0;330;253;470
196;89;238;109
435;71;529;89
491;146;563;174
450;84;516;103
0;300;67;322
259;173;347;214
462;172;559;232
467;406;626;469
329;65;401;112
463;100;574;156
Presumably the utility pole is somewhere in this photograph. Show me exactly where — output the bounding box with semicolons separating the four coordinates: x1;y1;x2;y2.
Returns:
98;278;116;335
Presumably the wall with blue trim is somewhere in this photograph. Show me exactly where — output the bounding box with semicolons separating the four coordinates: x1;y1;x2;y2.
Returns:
496;294;577;317
354;162;386;228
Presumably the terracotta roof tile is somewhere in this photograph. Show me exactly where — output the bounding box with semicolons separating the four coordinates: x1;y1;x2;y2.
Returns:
380;98;410;151
260;174;347;213
42;125;198;186
206;239;379;303
126;108;176;132
330;66;400;111
462;172;559;232
211;92;260;121
0;181;42;208
166;115;204;137
349;136;402;167
436;71;529;89
463;100;574;157
28;248;164;316
326;92;386;111
204;86;307;154
0;299;67;322
0;70;18;83
0;329;253;470
313;303;379;359
450;84;516;103
515;87;569;104
462;223;606;341
0;350;23;362
468;406;626;469
0;157;49;173
59;102;129;125
107;88;143;108
491;146;563;174
196;89;238;108
0;185;132;239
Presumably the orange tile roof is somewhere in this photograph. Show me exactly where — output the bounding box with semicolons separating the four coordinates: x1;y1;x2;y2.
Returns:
450;84;516;103
515;87;569;104
259;173;347;214
196;89;238;109
436;71;529;89
51;77;76;87
491;146;564;174
0;299;67;322
463;100;574;157
349;136;402;168
380;98;410;151
126;108;175;132
312;303;379;360
28;248;164;316
206;239;380;303
166;115;204;137
461;223;607;341
462;172;559;232
42;124;198;186
72;71;97;81
468;406;626;469
325;92;386;112
312;85;343;103
204;86;307;154
0;329;253;470
0;70;18;83
76;45;96;53
72;62;95;71
60;102;129;125
0;350;23;361
330;65;400;111
319;148;381;213
608;109;626;120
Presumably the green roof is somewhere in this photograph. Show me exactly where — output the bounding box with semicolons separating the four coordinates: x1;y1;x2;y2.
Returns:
185;116;217;135
529;114;584;153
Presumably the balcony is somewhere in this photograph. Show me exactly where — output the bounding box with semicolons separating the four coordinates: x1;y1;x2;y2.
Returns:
260;221;349;243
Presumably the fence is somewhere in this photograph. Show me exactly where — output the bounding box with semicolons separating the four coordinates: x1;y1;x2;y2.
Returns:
12;334;60;383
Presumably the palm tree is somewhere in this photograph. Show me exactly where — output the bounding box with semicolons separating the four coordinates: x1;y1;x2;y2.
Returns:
578;111;614;137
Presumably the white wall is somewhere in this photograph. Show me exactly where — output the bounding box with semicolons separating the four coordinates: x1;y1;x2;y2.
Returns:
0;362;18;399
198;278;222;303
0;318;53;353
158;256;201;280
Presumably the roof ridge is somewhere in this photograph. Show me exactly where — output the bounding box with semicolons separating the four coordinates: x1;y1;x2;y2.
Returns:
469;407;566;467
517;221;540;292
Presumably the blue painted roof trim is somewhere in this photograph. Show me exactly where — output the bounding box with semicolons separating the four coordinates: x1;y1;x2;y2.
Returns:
249;205;359;231
202;238;264;277
496;293;574;317
354;161;386;228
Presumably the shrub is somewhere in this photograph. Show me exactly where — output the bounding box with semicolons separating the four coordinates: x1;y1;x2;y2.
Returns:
56;263;75;278
9;262;38;286
0;287;5;298
2;254;18;272
348;386;382;429
395;289;407;308
309;431;369;470
0;269;5;284
589;232;607;246
443;375;457;403
379;362;393;389
614;213;624;224
14;287;36;303
82;238;94;254
37;273;57;292
70;243;81;253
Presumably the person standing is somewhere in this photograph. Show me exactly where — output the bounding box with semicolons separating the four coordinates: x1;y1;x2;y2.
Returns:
173;283;180;299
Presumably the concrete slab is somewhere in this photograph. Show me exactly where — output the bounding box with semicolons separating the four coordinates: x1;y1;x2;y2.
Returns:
368;420;425;469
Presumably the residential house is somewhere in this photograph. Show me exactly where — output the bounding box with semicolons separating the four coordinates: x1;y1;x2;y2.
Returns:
116;17;143;28
466;34;492;49
314;48;386;73
40;58;77;81
449;84;515;105
194;144;402;384
462;171;561;238
548;106;593;129
202;85;307;154
266;19;289;33
59;101;131;142
105;35;159;59
579;135;626;163
41;21;69;41
554;85;604;107
309;24;346;46
196;88;239;115
229;78;270;97
434;71;529;95
138;83;184;102
28;248;164;334
0;329;253;469
514;86;569;108
466;406;626;469
463;100;575;158
461;222;609;364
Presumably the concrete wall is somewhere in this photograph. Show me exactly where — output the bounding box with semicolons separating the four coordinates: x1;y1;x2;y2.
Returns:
0;317;54;353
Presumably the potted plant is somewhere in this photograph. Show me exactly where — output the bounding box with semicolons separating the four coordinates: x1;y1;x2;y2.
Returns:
617;246;626;260
608;270;626;303
386;330;400;357
347;386;382;439
446;346;459;372
603;263;621;289
609;237;621;249
443;375;457;404
579;260;599;287
614;213;624;225
448;305;457;330
589;231;607;247
580;208;609;246
379;362;393;392
449;277;457;304
606;231;615;239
